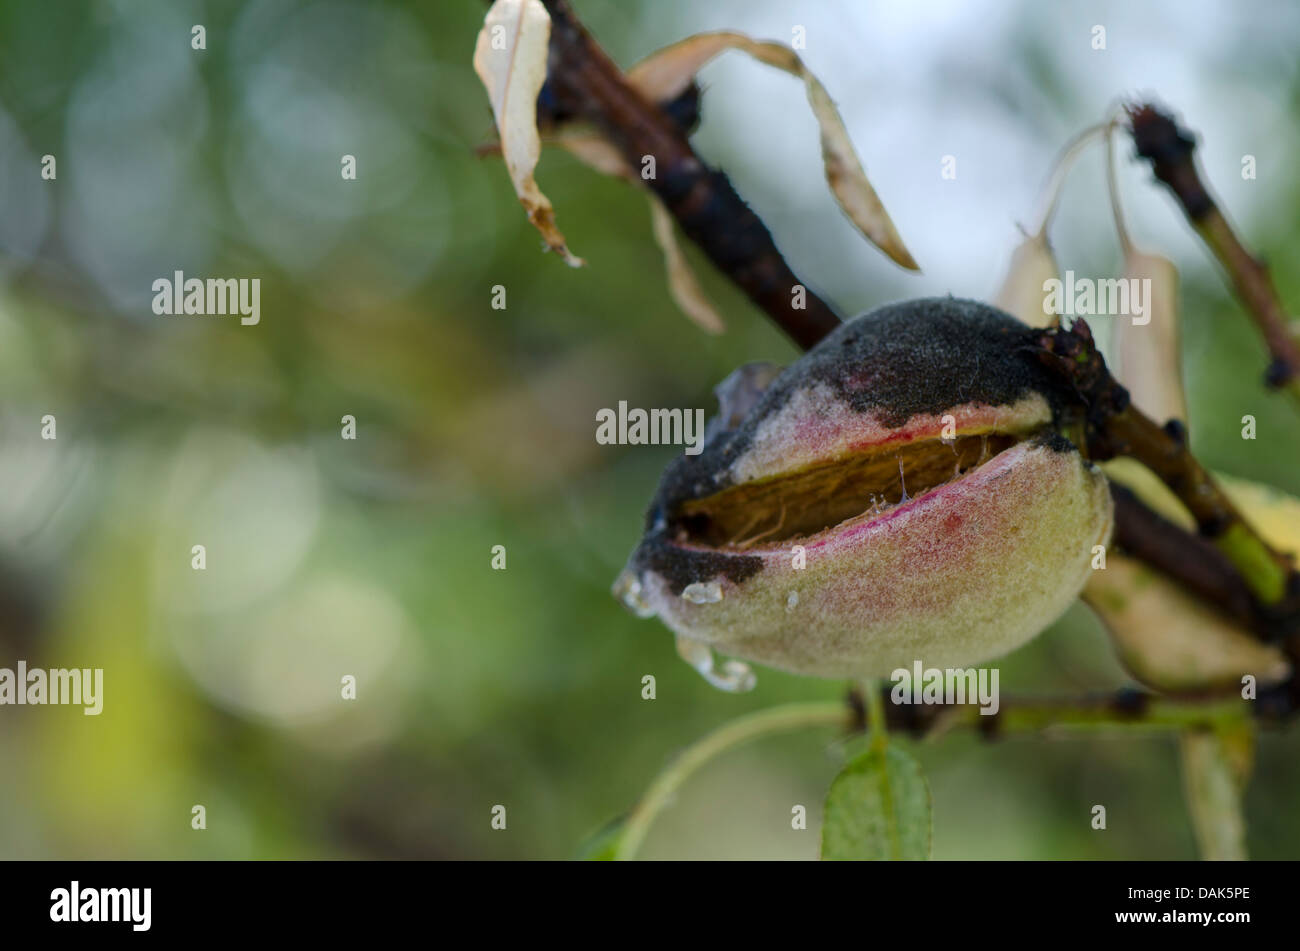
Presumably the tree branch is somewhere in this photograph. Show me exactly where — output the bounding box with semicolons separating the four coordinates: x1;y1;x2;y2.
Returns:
865;685;1252;739
1032;318;1300;614
1127;103;1300;403
611;688;1253;858
1109;484;1266;634
536;0;843;350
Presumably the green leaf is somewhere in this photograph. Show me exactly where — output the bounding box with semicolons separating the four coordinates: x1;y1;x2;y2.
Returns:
820;745;931;860
576;816;627;861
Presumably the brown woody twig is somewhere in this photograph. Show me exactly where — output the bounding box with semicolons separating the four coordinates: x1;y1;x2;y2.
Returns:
1109;485;1266;632
851;683;1251;738
537;0;843;350
1128;103;1300;403
1032;318;1299;613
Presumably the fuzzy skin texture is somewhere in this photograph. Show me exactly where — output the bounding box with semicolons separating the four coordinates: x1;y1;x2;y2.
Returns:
623;297;1114;679
642;297;1069;522
636;437;1112;677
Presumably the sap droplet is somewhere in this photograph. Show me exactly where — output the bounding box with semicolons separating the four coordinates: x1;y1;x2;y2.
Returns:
675;636;757;692
718;660;757;692
681;580;723;604
612;570;656;618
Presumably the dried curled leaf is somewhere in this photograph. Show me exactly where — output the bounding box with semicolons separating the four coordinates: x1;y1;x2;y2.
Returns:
1218;472;1300;557
1113;250;1185;425
1091;464;1300;696
1083;553;1290;696
1102;457;1190;528
627;31;919;270
992;231;1059;328
549;128;725;334
1106;460;1300;556
551;126;637;181
473;0;583;266
647;197;726;335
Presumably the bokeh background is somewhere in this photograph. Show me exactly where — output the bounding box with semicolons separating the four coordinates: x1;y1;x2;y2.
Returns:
1;0;1298;859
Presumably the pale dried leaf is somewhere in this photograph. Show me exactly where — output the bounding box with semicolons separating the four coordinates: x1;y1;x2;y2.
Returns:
626;31;742;101
550;129;721;331
1179;730;1249;861
1104;461;1300;555
533;124;723;333
1218;472;1300;557
1101;457;1192;528
551;126;637;180
992;232;1059;328
647;196;726;335
1083;552;1290;695
483;125;636;180
804;78;918;270
627;31;918;270
1113;250;1186;424
473;0;583;266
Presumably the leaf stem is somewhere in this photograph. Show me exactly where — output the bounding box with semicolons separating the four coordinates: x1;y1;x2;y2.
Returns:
613;702;849;860
1104;119;1134;257
937;695;1249;737
1031;122;1109;238
611;689;1253;859
863;677;888;751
